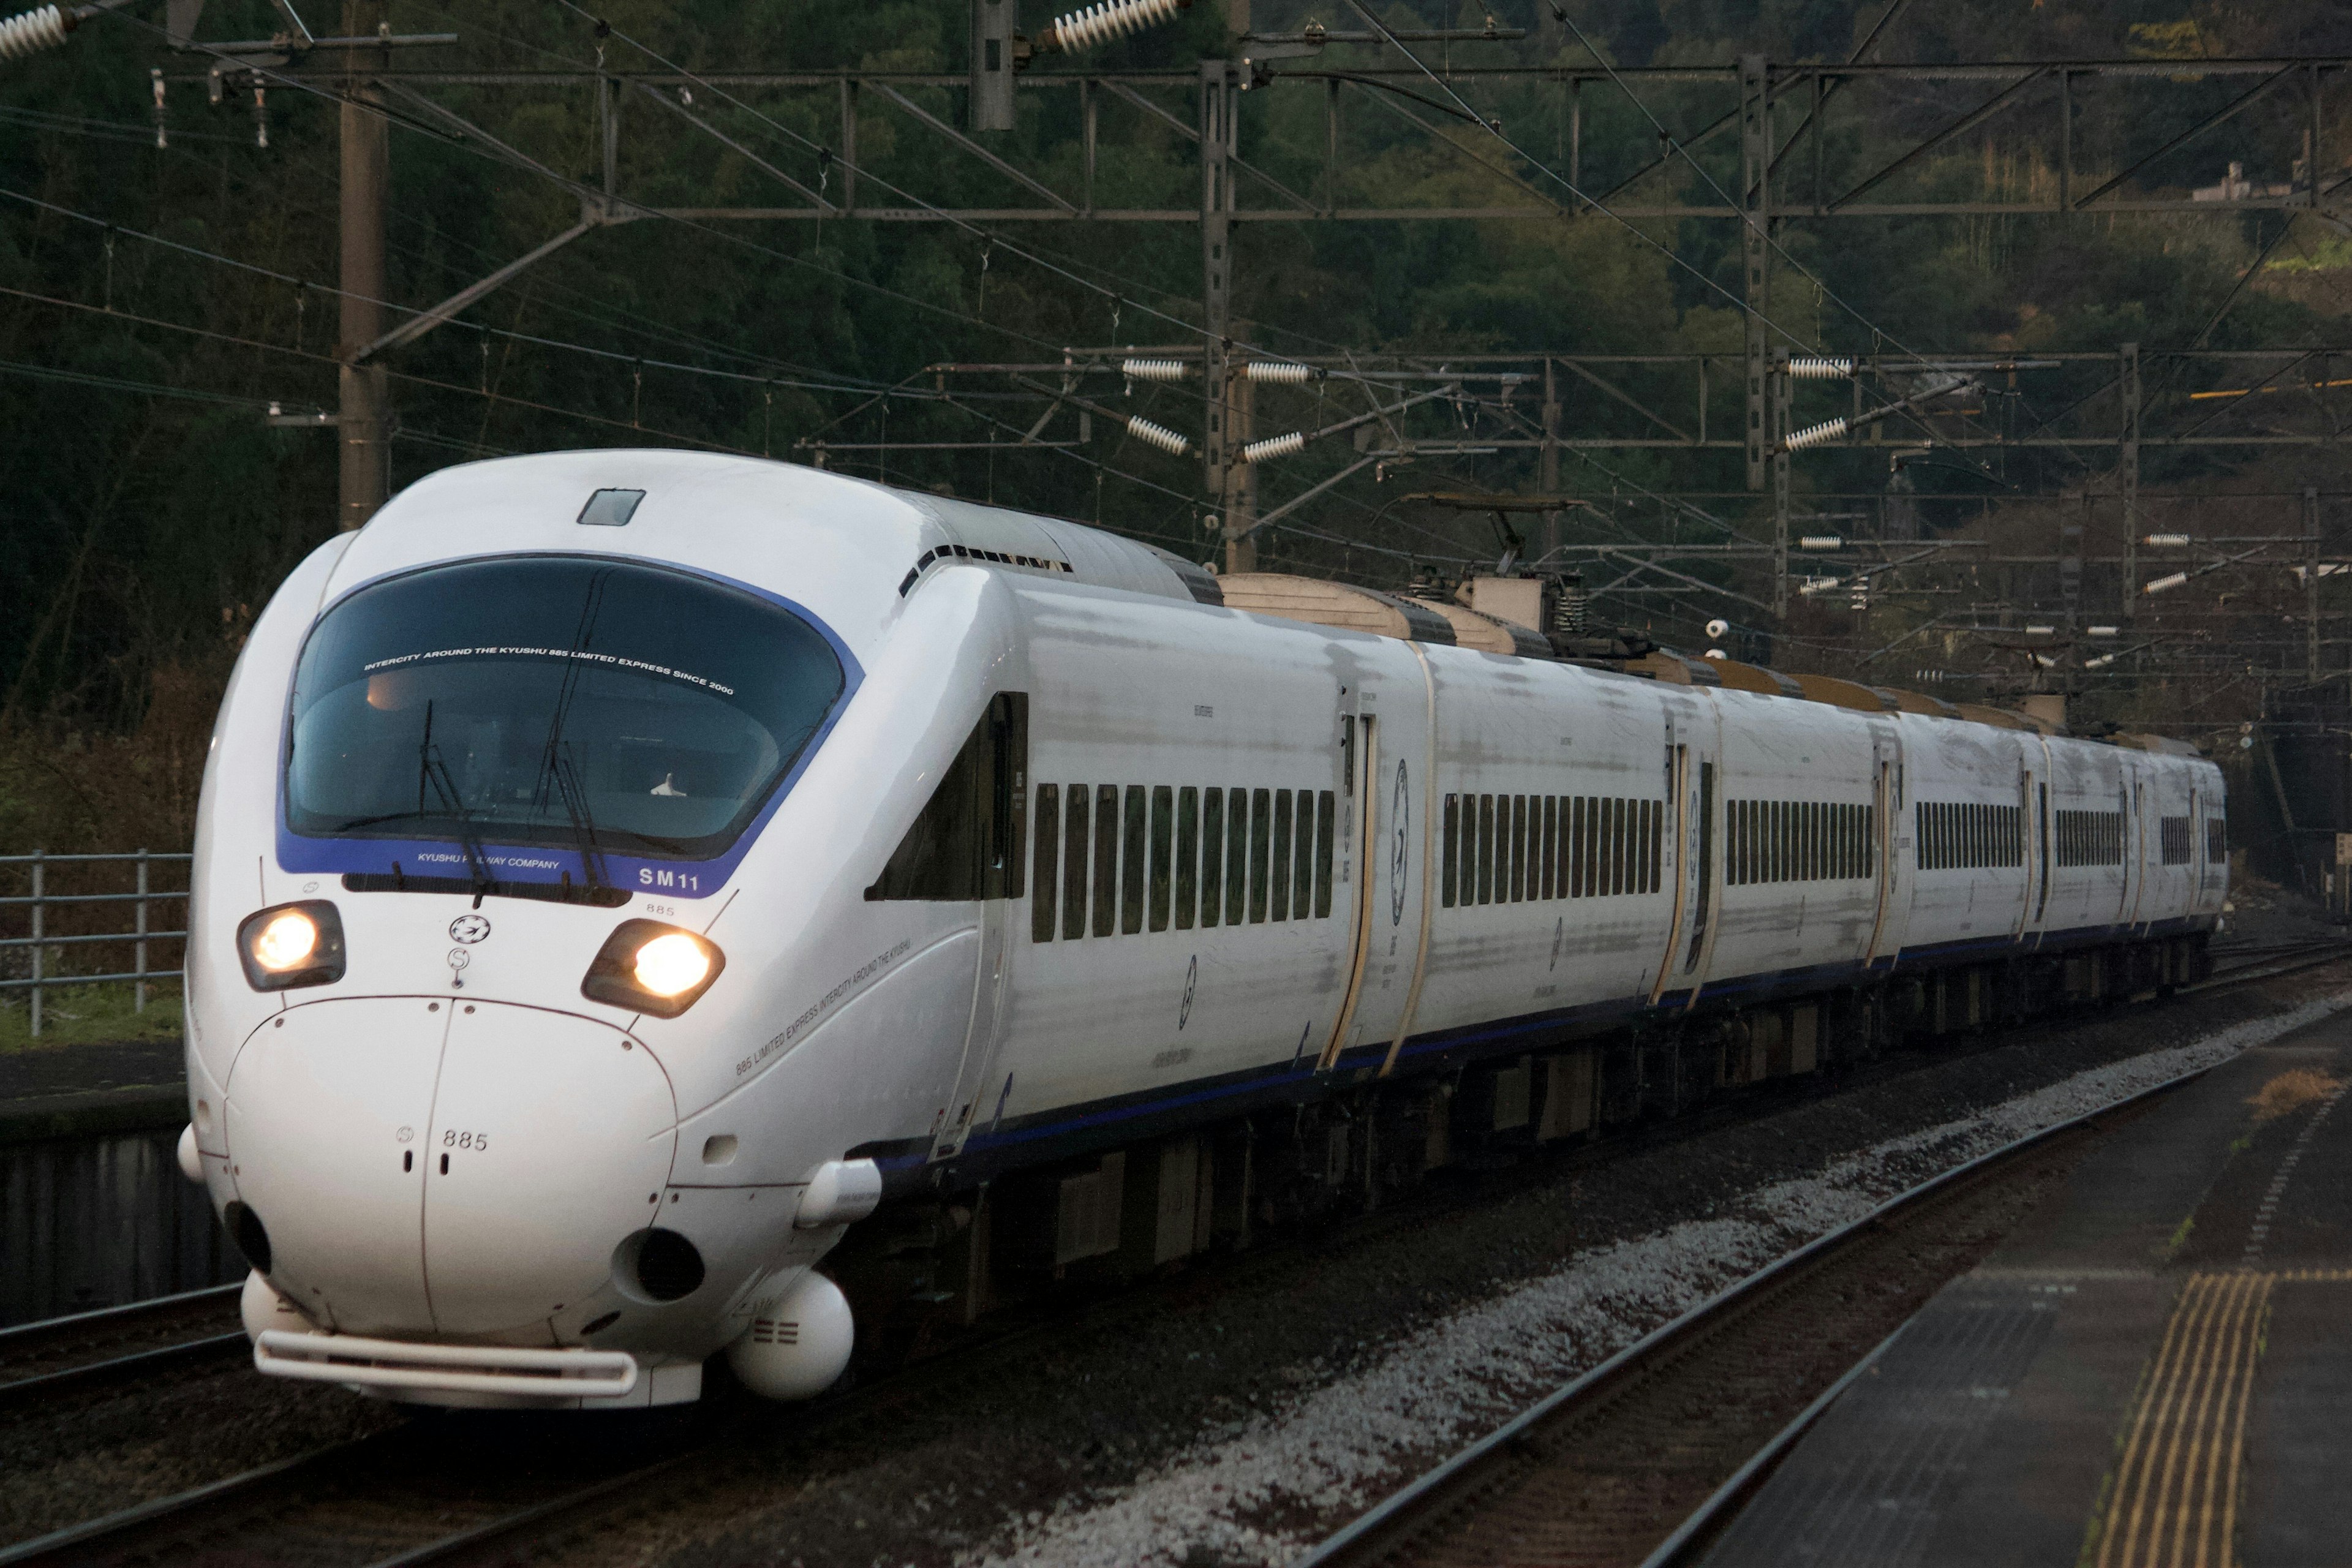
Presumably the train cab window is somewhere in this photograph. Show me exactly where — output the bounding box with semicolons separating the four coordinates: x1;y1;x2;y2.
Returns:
1121;786;1148;934
1315;790;1336;917
287;556;848;867
1175;788;1199;930
1441;794;1461;908
1248;788;1273;923
1093;785;1120;937
1226;788;1250;925
1150;786;1175;930
2207;818;2227;863
1270;793;1294;921
1031;784;1060;941
1063;783;1091;937
867;693;1028;902
1201;788;1226;928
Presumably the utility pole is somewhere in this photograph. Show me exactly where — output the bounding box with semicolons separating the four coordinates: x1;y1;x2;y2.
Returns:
2308;485;2323;682
1740;52;1770;497
1200;54;1253;571
2117;341;2139;616
1539;358;1562;562
338;1;388;532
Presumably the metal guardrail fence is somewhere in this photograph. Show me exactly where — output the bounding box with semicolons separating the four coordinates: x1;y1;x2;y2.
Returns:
1;852;190;1040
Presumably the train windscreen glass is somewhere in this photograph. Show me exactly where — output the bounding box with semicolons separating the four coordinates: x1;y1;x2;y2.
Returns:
285;557;843;859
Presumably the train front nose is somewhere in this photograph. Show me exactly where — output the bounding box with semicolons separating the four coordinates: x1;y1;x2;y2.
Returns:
224;998;679;1337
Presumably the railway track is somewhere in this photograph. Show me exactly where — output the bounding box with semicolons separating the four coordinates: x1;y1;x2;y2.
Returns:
1292;1065;2206;1568
6;945;2346;1568
0;1284;244;1406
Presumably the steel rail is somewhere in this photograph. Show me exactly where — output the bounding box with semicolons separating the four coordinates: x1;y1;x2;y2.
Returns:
1295;1022;2310;1567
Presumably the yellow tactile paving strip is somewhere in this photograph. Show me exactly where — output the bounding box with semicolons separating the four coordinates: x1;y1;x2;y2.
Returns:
2090;1270;2352;1568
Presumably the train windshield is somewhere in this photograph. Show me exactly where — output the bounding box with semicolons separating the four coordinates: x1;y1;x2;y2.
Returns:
285;556;845;861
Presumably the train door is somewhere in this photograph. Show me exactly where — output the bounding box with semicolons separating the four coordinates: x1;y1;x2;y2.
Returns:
927;692;1027;1164
2011;739;2041;941
1864;728;1910;967
1660;698;1722;998
2027;733;2055;943
1318;704;1381;1069
1649;708;1690;1003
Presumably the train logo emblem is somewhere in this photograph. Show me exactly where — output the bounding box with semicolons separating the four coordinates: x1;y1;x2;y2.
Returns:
1389;761;1411;925
448;913;492;944
1178;955;1197;1030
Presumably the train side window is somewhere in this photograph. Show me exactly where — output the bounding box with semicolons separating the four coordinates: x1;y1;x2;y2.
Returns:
1915;802;1929;871
1201;788;1226;929
1175;787;1199;930
1092;784;1119;937
1031;783;1060;941
1651;799;1664;892
1509;795;1528;903
1614;797;1629;895
1812;801;1825;880
1315;789;1336;917
1226;787;1249;925
1476;794;1495;905
1729;801;1744;886
1295;791;1317;918
1555;796;1572;899
1270;792;1294;921
866;692;1028;902
1063;784;1090;938
1823;801;1836;880
1575;796;1592;897
1540;796;1558;900
1149;785;1175;932
1121;785;1148;935
1442;794;1460;908
1594;799;1610;895
1246;788;1272;922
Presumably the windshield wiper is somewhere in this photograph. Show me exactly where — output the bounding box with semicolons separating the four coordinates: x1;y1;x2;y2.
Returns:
417;701;494;907
546;742;609;894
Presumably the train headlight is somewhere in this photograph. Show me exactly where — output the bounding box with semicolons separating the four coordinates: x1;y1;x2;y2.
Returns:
581;919;725;1017
235;901;346;991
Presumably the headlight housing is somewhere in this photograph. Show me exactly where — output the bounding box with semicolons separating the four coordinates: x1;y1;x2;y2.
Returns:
235;901;347;992
581;919;725;1017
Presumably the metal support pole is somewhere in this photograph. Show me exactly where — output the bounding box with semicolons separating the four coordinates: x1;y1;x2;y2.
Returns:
1740;53;1771;493
1227;368;1258;573
1540;358;1562;562
2119;341;2140;616
2062;493;2085;630
27;852;41;1041
2308;485;2323;680
338;2;390;533
1201;59;1254;571
2057;67;2072;210
1082;77;1096;214
841;80;859;211
1770;349;1791;616
970;0;1017;132
135;849;149;1014
600;71;618;213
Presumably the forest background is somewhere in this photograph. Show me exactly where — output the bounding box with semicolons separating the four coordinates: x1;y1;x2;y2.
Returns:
5;0;2352;855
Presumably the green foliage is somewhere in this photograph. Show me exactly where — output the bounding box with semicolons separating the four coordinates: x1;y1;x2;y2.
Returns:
0;0;2343;848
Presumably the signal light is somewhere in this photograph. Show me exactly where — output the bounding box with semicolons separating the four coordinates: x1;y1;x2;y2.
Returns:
235;901;347;992
582;919;725;1017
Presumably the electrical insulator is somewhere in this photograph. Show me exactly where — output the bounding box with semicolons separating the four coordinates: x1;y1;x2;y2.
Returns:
2088;625;2119;637
2143;571;2189;596
1243;361;1313;385
1556;581;1589;636
253;85;268;149
1798;535;1842;551
151;67;166;149
2143;532;2191;548
1785;417;1849;451
1122;358;1188;383
0;4;72;61
1787;356;1855;380
1126;417;1191;456
1239;431;1305;464
1046;0;1188;53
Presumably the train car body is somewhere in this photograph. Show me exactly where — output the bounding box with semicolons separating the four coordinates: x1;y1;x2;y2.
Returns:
180;451;2223;1408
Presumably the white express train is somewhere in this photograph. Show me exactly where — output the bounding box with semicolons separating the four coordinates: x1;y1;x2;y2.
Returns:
179;450;2225;1409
